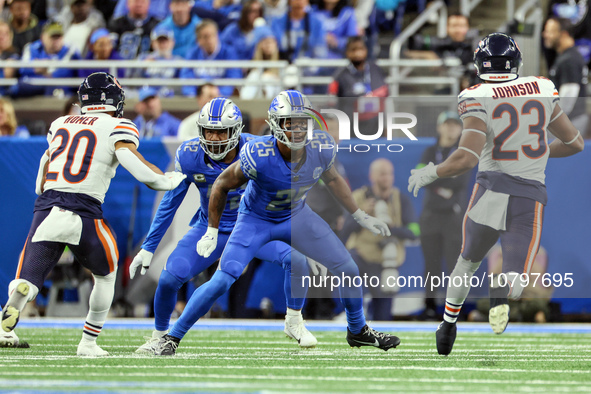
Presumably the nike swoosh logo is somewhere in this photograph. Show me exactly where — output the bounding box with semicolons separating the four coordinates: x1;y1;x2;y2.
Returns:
354;339;379;346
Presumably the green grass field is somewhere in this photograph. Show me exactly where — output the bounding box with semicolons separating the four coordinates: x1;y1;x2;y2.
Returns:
1;326;590;392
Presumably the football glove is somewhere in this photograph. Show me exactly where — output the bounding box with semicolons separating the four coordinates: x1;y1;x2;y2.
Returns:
129;249;153;279
408;162;439;197
164;171;187;190
196;227;218;258
352;209;391;237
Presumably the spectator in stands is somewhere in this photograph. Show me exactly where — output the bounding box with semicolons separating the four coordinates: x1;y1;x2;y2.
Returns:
0;21;19;81
136;25;183;97
406;13;475;90
271;0;327;62
328;36;388;137
240;26;282;99
112;0;171;20
220;0;264;60
342;158;419;321
194;0;241;20
417;111;469;321
6;0;42;55
78;28;123;78
543;17;589;135
180;19;242;97
546;0;591;67
13;21;80;97
109;0;161;61
62;95;82;116
156;0;201;57
134;86;181;138
177;82;219;140
56;0;106;57
263;0;287;21
313;0;358;59
0;98;29;137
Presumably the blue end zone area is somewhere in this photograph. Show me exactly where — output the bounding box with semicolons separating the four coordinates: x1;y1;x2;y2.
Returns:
16;318;591;334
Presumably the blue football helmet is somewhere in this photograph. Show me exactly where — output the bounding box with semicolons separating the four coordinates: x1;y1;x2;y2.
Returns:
78;72;125;117
196;97;243;160
474;33;522;82
267;90;313;150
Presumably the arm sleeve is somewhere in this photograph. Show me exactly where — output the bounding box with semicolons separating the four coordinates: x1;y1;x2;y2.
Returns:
115;148;173;190
141;179;191;253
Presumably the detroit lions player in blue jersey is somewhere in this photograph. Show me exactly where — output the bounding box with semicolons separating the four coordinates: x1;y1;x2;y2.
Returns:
153;90;402;356
130;97;317;353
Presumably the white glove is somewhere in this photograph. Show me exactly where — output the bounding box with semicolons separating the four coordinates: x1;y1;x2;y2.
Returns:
307;257;328;277
129;249;153;279
164;171;187;190
196;227;218;258
408;162;439;197
352;209;392;237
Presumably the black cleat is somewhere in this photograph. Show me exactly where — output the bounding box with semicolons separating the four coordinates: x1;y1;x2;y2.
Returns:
154;334;180;356
436;321;457;355
346;325;401;351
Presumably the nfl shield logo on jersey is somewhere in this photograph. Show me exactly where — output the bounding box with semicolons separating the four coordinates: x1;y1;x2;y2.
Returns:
313;167;323;179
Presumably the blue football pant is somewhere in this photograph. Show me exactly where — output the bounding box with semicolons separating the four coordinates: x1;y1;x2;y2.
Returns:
169;206;366;340
154;224;306;332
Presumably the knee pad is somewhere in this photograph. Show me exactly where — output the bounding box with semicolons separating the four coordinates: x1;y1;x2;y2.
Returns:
90;270;117;312
220;260;247;279
164;256;192;283
9;279;39;302
158;269;185;291
506;271;525;300
451;256;481;278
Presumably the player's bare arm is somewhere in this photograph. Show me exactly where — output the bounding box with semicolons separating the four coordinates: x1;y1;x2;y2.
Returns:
321;165;359;214
547;104;585;157
436;116;487;177
322;165;391;237
208;161;248;229
114;141;186;190
408;116;486;197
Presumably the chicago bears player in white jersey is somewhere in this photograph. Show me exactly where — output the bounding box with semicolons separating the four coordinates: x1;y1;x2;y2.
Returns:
408;33;584;355
150;90;401;356
0;73;186;356
130;98;317;354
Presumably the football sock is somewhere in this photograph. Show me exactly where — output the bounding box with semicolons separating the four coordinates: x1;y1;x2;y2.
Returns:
444;256;481;324
83;271;116;342
169;270;236;340
154;270;184;332
344;303;366;334
6;279;38;311
286;307;302;323
284;252;307;310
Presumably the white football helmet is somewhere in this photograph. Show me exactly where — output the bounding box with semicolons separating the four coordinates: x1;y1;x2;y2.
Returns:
196;98;244;160
267;90;312;150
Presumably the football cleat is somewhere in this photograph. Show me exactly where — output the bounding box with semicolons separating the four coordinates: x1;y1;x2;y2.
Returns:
2;282;29;332
489;304;510;334
0;330;29;348
153;334;180;356
436;320;457;355
135;331;167;354
346;325;400;351
284;316;318;348
77;340;108;357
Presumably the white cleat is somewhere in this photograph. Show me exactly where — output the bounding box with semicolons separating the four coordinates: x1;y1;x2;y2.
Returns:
284;316;318;348
136;331;167;354
489;304;510;334
77;340;109;357
0;330;21;347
